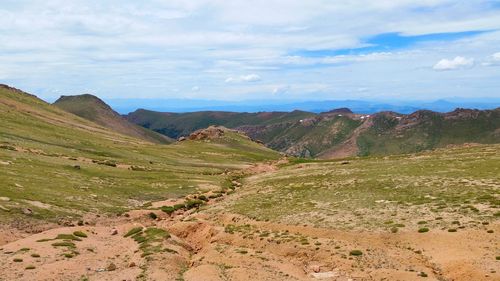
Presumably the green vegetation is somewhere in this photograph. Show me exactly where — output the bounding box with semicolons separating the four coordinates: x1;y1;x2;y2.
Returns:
418;228;430;233
25;265;36;270
125;227;171;257
124;227;144;238
349;250;363;256
0;86;279;224
13;258;23;262
230;144;500;230
55;234;81;241
73;231;87;238
30;253;40;258
51;241;76;248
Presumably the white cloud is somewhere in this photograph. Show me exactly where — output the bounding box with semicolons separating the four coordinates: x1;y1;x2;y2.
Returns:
225;74;261;83
272;85;290;95
0;1;499;100
433;56;474;71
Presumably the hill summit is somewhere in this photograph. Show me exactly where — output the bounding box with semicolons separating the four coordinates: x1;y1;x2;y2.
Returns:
54;94;172;144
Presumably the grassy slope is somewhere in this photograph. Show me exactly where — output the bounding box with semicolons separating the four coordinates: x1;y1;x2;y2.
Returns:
53;94;173;144
230;144;499;231
0;86;280;223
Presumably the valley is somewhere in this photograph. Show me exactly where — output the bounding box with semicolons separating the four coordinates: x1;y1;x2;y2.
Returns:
0;85;499;281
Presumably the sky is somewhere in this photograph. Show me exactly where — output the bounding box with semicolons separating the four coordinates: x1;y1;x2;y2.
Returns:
0;0;500;102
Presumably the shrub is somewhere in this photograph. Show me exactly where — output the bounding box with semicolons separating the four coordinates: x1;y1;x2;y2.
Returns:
417;221;427;225
487;230;494;233
124;227;143;237
52;242;76;248
55;234;81;241
448;229;457;232
13;258;23;262
419;272;428;277
148;212;158;220
418;228;429;233
25;265;35;270
390;227;398;233
73;231;87;238
31;253;40;258
349;250;363;256
185;199;204;209
160;206;175;214
198;195;208;201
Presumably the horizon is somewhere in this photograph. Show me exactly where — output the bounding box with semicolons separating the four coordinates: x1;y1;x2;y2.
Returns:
1;1;499;104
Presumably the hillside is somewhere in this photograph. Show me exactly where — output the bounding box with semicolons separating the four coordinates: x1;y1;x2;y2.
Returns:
53;94;173;144
126;107;500;158
0;84;279;226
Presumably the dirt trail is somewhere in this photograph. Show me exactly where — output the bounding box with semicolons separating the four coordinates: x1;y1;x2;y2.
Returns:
0;159;498;281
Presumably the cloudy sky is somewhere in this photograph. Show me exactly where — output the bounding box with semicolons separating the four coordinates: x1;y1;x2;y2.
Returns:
1;0;500;101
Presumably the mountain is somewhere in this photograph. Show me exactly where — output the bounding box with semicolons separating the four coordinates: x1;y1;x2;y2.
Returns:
53;94;173;144
126;107;500;158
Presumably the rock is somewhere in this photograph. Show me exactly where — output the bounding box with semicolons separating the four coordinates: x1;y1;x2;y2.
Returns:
0;197;10;202
106;263;117;271
111;229;118;235
0;161;11;165
128;262;136;267
21;208;33;215
14;183;23;188
310;265;321;273
178;137;186;141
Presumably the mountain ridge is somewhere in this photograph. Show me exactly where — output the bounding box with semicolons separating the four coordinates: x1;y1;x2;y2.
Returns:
126;107;500;158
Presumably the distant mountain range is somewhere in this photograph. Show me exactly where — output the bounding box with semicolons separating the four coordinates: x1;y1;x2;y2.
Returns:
103;98;500;114
125;107;500;158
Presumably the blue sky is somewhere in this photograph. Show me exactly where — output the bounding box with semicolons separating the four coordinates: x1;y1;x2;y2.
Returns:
0;0;499;102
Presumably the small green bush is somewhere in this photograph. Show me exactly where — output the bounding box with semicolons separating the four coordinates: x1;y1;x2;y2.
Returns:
160;206;175;214
25;265;35;270
419;272;428;277
148;212;158;220
448;229;457;232
19;247;30;252
73;231;87;238
418;228;429;233
198;195;208;201
52;242;76;248
349;250;363;256
417;221;427;225
13;258;23;262
390;227;398;233
487;230;494;233
55;234;81;241
30;253;40;258
124;227;143;237
185;199;204;209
